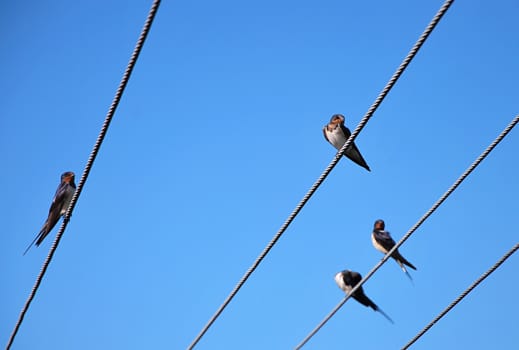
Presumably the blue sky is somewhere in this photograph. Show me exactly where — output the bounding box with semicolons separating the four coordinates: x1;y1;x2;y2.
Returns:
1;1;518;349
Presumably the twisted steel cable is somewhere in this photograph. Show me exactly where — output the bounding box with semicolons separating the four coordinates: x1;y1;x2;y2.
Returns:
187;0;455;348
401;242;519;349
5;1;161;349
295;114;519;349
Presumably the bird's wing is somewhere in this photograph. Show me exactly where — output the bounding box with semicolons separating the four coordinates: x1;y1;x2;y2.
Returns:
352;289;378;311
348;271;362;286
346;142;370;168
339;124;370;171
24;207;61;255
35;183;70;246
374;230;396;251
23;182;73;255
48;182;71;214
393;250;417;271
346;271;377;309
339;124;352;139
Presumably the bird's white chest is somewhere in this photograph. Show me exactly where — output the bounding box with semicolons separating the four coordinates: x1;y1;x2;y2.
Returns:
334;273;352;293
326;127;347;150
371;233;388;254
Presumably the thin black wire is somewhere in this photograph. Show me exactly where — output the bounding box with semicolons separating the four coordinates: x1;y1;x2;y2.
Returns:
5;1;161;349
401;242;519;349
187;0;455;348
295;114;519;350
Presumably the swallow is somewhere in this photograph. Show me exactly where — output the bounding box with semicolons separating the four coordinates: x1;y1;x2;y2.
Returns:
323;114;370;171
371;219;416;280
24;171;76;255
335;269;393;323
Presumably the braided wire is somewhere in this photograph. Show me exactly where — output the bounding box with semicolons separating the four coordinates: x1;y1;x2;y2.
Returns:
295;114;519;349
401;242;519;350
187;1;455;348
5;2;161;349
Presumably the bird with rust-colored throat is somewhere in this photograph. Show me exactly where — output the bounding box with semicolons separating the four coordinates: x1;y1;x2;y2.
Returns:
323;114;371;171
24;171;76;255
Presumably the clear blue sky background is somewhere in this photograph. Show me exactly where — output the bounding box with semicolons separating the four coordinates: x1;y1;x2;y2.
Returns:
1;1;518;349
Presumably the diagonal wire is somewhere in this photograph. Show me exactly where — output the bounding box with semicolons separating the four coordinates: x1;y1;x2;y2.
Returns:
187;0;455;348
295;114;519;350
5;1;161;349
401;242;519;350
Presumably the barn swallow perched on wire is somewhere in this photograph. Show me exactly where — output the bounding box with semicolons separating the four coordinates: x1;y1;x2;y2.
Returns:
24;171;76;255
335;269;393;323
323;114;371;171
371;219;416;280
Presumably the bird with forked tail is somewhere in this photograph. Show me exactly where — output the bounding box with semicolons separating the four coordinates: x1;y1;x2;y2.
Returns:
24;171;76;255
335;269;393;323
371;219;416;280
323;114;371;171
